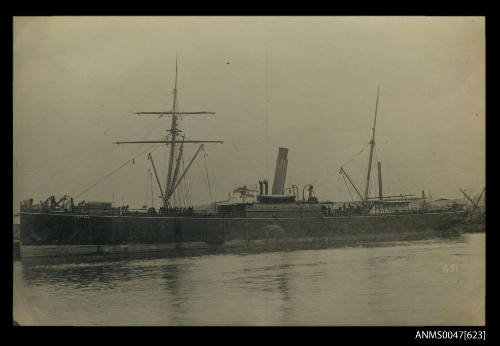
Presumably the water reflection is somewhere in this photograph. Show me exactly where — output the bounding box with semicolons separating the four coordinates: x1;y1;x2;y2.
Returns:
275;259;292;322
13;234;485;326
160;262;191;324
22;261;129;290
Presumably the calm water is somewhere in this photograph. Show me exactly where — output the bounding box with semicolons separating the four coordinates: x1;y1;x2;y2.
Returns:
13;233;485;326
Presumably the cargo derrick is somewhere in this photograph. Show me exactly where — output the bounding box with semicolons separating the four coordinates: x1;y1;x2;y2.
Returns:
115;57;223;212
17;74;472;259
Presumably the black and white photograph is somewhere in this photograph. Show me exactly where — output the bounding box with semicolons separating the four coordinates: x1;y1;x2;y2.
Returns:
13;16;485;327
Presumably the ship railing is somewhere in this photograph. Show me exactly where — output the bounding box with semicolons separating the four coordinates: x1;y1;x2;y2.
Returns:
325;206;457;217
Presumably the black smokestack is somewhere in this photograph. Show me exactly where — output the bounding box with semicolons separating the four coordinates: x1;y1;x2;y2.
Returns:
272;147;288;195
259;181;263;195
264;180;269;195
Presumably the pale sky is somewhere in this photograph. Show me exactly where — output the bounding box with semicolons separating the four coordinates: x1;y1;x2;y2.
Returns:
13;16;485;211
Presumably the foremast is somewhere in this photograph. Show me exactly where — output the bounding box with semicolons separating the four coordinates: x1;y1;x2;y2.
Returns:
115;58;223;209
165;58;180;206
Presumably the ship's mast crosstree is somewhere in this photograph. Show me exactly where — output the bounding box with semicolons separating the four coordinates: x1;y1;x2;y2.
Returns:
115;57;223;209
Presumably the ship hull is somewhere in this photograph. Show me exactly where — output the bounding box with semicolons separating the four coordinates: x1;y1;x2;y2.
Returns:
19;211;467;259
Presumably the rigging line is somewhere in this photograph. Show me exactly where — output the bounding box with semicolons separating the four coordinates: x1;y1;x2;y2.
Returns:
57;114;162;181
182;178;190;207
341;174;355;201
178;154;185;207
110;108;167;146
194;156;204;203
184;154;192;208
142;117;167;142
265;49;269;179
171;186;177;207
179;182;186;208
73;160;131;199
175;164;187;208
203;151;213;205
340;146;368;168
181;153;190;207
174;145;186;208
337;172;345;202
173;189;179;208
340;166;363;198
71;143;162;199
370;149;380;197
340;174;350;200
183;178;189;208
59;99;166;190
375;146;411;195
366;148;377;197
172;176;180;207
179;185;185;208
148;170;151;207
48;128;160;188
211;158;219;201
150;170;154;208
231;141;261;178
179;178;186;208
173;187;179;208
144;169;149;207
185;156;192;206
182;186;188;208
337;171;341;201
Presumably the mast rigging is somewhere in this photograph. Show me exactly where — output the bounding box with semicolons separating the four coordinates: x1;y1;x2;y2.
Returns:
460;187;485;218
363;87;380;203
115;58;222;209
169;144;205;198
165;57;179;207
170;138;185;200
339;166;364;201
148;153;165;203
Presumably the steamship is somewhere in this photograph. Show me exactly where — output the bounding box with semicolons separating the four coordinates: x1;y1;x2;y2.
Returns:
18;63;469;259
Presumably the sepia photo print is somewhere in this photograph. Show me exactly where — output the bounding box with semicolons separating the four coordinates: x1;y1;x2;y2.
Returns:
13;16;485;327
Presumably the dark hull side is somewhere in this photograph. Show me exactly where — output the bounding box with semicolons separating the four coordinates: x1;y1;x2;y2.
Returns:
19;211;467;258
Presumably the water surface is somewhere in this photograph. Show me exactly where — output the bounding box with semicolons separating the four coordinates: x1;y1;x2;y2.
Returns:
13;233;485;325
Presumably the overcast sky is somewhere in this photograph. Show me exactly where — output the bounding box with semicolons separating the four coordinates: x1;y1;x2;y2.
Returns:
13;16;485;211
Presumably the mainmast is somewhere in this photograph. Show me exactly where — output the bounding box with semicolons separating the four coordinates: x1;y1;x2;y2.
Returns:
165;57;179;207
363;87;380;203
115;58;223;210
